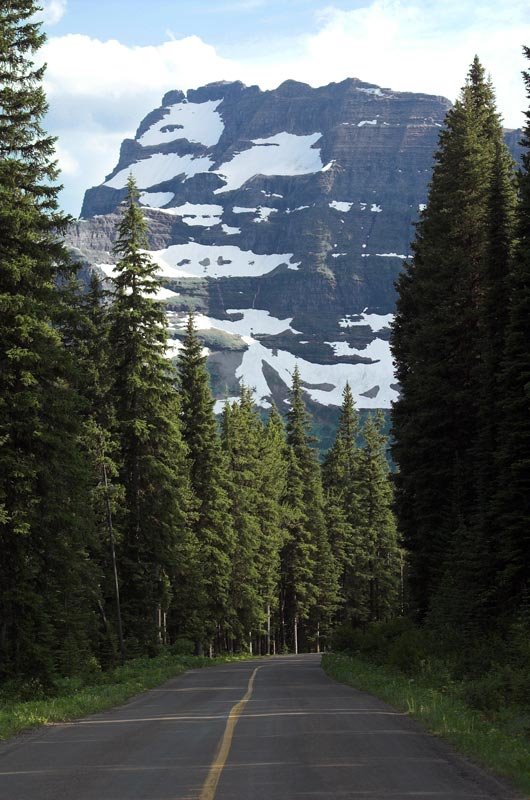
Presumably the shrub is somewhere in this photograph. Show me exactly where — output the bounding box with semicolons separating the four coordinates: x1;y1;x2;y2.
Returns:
170;637;195;656
387;626;430;675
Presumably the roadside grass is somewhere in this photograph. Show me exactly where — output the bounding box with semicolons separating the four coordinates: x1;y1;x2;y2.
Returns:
322;653;530;797
0;653;250;742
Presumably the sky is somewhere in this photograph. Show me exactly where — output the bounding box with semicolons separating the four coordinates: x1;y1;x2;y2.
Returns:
37;0;530;216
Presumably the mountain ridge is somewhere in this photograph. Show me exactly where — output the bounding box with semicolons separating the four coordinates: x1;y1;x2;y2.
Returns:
67;77;521;420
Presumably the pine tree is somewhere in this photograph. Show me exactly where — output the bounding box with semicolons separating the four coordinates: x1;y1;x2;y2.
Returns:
0;1;96;681
283;367;340;651
65;274;126;666
258;404;288;654
322;383;363;620
221;389;263;650
108;177;192;653
357;413;401;622
493;47;530;618
391;58;515;621
177;313;235;651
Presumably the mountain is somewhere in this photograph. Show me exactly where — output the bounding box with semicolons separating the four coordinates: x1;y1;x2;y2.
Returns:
66;78;521;427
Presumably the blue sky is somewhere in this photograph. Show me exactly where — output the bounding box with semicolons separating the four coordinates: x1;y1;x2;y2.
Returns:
38;0;530;215
49;1;359;48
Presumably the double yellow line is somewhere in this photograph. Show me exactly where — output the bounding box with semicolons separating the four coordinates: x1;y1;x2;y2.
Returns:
199;666;262;800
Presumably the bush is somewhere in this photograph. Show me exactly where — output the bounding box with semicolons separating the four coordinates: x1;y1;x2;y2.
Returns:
169;637;195;656
331;617;419;663
387;626;429;675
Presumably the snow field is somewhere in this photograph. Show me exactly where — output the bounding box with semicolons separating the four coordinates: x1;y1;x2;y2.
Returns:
329;201;354;212
149;242;300;279
139;99;224;148
339;311;394;332
160;202;224;227
105;152;214;190
214;132;324;194
169;307;396;408
140;191;174;208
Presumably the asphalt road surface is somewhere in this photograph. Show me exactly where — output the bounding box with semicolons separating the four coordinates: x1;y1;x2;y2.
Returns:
0;654;521;800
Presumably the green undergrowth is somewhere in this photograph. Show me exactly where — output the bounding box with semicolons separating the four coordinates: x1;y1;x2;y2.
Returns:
322;651;530;797
0;652;250;742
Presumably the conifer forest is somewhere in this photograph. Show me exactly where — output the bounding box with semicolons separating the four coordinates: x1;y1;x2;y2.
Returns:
1;0;529;717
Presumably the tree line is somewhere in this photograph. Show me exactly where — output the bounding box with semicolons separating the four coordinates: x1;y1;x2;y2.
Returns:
0;2;401;684
392;54;530;643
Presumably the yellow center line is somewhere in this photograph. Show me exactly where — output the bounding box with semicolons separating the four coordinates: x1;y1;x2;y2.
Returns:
199;666;262;800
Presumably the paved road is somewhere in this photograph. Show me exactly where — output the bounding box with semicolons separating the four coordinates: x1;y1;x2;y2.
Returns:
0;654;520;800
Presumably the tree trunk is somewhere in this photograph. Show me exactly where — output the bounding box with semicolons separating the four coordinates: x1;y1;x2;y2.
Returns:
102;453;125;665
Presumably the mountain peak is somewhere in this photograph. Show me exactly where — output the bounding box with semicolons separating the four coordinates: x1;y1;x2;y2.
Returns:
71;77;519;417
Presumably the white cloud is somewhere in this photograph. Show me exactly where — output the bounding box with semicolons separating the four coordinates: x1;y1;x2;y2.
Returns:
37;0;67;26
41;1;530;215
295;1;529;129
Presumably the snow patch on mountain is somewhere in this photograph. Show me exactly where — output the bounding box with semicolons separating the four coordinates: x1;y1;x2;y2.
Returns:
339;312;394;332
149;243;300;279
105;152;214;190
329;201;353;212
139;100;224;148
255;207;278;223
140;191;174;208
285;205;311;214
184;308;301;337
237;339;396;409
358;87;384;96
168;308;396;408
214;132;324;194
161;202;223;227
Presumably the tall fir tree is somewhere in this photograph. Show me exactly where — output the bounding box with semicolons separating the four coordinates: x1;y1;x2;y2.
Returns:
0;0;96;680
357;413;401;622
258;404;288;654
283;367;340;651
177;313;235;651
108;177;193;653
391;57;515;623
65;273;126;666
492;47;530;619
322;383;364;620
221;389;263;650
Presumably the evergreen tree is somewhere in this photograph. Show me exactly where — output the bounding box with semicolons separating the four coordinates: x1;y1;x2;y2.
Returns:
493;47;530;618
0;0;96;681
222;395;288;654
177;313;235;651
258;404;288;654
221;390;263;650
108;177;192;653
283;368;340;651
357;413;401;622
65;274;126;666
322;383;364;621
391;57;515;621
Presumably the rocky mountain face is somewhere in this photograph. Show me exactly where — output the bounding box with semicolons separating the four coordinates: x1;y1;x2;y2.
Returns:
67;78;521;424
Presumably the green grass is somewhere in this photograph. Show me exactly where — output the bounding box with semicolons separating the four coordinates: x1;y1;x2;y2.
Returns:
0;653;250;742
322;653;530;797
